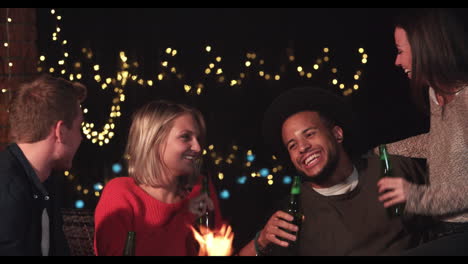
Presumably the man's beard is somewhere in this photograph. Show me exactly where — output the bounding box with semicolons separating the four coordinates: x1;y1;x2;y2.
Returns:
299;149;339;185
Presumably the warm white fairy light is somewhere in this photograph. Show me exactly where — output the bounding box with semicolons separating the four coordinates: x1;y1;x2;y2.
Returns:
36;9;132;147
3;8;13;94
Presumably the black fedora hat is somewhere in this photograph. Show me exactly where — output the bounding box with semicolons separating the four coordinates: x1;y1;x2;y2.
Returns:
262;86;354;159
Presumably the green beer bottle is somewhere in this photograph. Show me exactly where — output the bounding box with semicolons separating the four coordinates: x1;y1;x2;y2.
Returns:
287;175;303;244
379;144;404;218
198;175;214;230
122;231;136;256
279;175;303;249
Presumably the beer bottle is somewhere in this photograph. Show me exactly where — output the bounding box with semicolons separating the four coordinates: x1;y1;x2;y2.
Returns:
122;231;136;256
286;175;303;247
379;144;404;218
198;175;214;231
279;175;303;249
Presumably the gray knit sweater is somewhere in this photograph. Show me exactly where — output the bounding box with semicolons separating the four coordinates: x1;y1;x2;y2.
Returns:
387;87;468;223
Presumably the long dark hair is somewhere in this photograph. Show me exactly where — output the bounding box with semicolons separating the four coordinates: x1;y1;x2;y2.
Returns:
395;8;468;113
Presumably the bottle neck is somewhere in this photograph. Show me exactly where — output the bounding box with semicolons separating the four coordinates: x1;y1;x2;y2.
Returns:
198;176;214;229
378;145;389;160
290;176;301;195
202;176;209;195
123;231;136;256
289;176;301;204
379;145;392;176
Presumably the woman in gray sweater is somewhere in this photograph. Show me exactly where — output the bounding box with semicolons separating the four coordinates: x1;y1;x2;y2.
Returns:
377;8;468;255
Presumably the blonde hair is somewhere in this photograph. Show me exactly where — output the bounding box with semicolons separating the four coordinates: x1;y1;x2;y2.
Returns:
125;100;206;188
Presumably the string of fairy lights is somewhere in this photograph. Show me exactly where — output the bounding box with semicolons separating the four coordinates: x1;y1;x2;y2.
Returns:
2;8;12;95
37;9;127;148
5;8;370;208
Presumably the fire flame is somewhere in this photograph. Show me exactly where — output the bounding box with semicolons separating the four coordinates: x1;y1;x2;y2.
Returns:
191;224;234;256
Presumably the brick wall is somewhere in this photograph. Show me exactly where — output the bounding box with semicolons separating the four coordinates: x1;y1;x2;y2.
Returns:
0;8;37;150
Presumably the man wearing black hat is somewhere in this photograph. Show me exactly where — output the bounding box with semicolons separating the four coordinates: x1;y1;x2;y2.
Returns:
237;86;429;256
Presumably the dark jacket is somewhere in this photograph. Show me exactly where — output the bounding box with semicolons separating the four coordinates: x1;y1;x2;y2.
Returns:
0;144;69;256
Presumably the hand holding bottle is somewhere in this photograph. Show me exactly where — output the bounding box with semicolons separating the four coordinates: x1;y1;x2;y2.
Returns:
377;144;406;217
377;177;410;208
189;192;214;217
257;174;304;251
258;210;299;249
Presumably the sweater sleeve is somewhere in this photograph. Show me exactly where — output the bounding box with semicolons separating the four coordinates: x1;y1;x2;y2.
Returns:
391;155;428;185
94;179;135;256
404;138;468;217
405;182;468;217
405;88;468;218
386;133;430;159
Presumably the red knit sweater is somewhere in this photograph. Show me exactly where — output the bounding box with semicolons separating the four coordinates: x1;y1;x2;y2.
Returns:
94;176;223;256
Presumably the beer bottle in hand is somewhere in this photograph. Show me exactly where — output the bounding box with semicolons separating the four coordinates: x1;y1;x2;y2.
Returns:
379;144;404;218
278;175;303;249
122;231;136;256
285;175;303;248
198;175;214;231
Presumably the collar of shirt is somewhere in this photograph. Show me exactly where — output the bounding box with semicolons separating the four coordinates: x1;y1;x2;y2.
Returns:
313;166;359;196
429;86;465;106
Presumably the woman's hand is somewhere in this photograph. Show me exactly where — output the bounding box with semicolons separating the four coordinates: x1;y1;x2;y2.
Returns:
377;177;410;208
188;192;214;217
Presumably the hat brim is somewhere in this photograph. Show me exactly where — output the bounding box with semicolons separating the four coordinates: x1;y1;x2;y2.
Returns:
262;86;353;159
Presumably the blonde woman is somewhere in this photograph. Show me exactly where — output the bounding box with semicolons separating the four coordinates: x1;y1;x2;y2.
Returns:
94;100;222;256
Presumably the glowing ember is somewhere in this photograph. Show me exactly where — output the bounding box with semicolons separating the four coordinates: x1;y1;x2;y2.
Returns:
191;224;234;256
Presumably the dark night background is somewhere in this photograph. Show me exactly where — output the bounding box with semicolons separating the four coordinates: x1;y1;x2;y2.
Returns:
36;8;444;251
